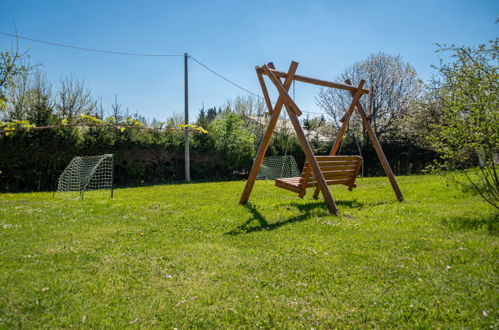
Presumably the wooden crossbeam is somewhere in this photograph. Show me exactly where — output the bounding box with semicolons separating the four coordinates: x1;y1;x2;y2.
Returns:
259;68;370;94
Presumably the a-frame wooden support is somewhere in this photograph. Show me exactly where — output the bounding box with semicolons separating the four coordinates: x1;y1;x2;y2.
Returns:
240;61;403;215
313;80;404;202
239;62;298;207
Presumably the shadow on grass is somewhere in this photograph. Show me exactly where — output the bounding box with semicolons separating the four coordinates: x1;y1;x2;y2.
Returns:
334;199;365;208
226;202;318;235
441;213;498;235
226;199;362;235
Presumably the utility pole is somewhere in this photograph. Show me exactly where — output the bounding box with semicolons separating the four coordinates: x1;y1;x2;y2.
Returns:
184;53;190;182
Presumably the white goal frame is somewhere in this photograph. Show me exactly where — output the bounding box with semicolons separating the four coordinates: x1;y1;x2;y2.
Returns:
257;155;300;180
54;154;114;199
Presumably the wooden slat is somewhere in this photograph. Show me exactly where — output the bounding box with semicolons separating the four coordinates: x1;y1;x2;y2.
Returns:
278;177;301;184
316;158;362;162
277;176;356;188
313;161;361;166
275;178;301;193
306;180;352;187
305;178;352;188
313;155;362;161
306;181;352;188
307;163;360;170
313;171;356;180
309;173;356;181
316;169;357;174
276;178;299;186
315;165;358;172
317;166;359;172
316;162;361;167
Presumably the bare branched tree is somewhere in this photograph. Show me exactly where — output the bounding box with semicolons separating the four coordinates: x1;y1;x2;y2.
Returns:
4;68;53;126
223;95;267;148
224;95;266;117
316;53;423;141
3;69;30;120
56;74;96;120
0;36;31;114
110;95;124;123
166;113;184;129
0;39;30;100
25;70;54;125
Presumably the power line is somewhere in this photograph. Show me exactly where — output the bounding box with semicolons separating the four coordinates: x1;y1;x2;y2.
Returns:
0;31;183;57
189;55;262;99
0;31;263;97
0;31;331;117
302;110;330;116
190;57;330;117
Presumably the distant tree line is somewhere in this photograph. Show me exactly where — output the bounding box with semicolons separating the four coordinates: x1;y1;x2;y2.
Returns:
1;40;496;209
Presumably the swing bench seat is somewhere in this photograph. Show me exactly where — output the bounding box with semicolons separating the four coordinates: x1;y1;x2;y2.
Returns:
275;155;362;197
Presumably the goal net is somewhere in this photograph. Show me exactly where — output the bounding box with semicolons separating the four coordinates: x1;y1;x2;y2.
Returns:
55;154;113;199
257;155;300;180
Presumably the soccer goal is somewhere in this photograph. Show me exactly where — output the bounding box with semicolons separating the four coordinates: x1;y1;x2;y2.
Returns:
257;155;300;180
54;154;114;199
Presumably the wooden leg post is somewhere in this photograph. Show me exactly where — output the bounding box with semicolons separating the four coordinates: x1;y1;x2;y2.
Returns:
239;62;299;205
287;106;338;214
314;80;366;198
355;98;404;201
263;65;338;215
314;80;403;202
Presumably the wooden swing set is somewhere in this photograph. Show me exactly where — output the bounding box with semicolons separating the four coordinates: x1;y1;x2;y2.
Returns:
239;61;404;215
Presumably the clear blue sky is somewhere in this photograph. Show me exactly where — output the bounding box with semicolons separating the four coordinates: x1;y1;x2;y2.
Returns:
1;0;497;121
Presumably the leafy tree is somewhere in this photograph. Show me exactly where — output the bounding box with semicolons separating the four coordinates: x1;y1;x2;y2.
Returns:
206;107;218;123
208;112;254;173
428;40;498;209
3;67;30;120
224;95;265;117
303;115;328;142
196;107;219;128
25;70;55;126
197;108;207;126
55;74;96;121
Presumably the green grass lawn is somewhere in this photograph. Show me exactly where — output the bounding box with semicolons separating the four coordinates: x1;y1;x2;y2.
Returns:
0;175;497;328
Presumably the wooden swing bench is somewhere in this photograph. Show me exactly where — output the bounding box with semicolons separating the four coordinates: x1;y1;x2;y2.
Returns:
275;155;362;198
239;60;404;215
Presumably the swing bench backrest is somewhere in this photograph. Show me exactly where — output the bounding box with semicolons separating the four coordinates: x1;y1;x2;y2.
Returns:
275;155;362;197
